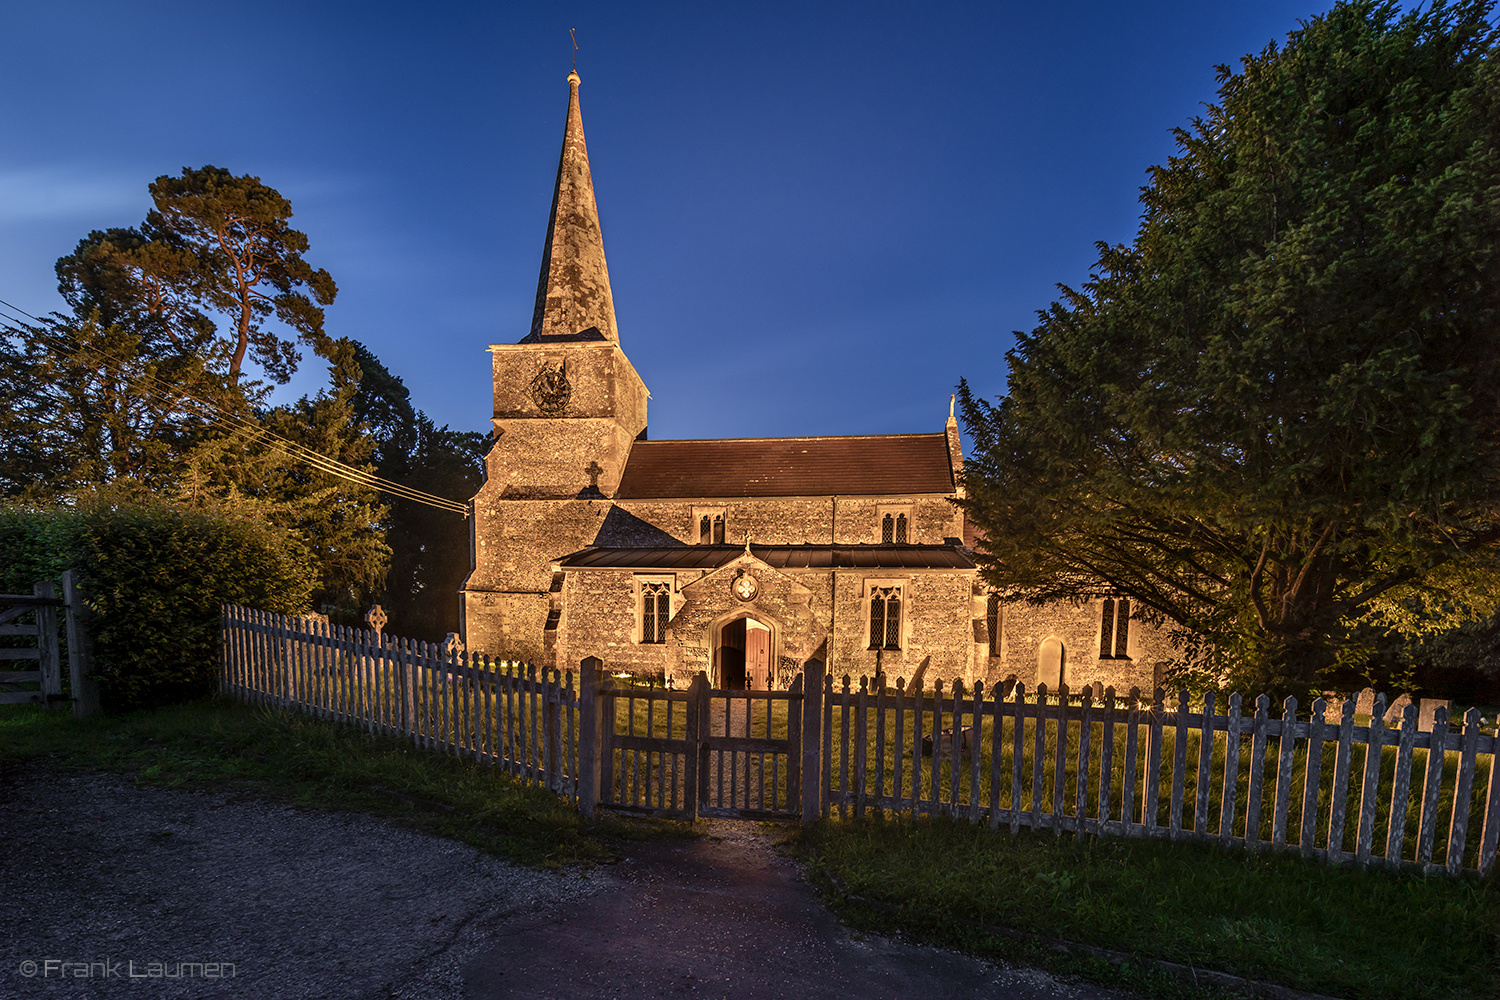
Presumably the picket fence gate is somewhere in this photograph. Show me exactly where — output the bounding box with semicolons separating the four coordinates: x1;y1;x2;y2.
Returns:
220;605;1499;876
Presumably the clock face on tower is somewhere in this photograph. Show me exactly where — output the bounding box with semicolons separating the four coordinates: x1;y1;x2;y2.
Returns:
732;574;759;602
529;361;572;414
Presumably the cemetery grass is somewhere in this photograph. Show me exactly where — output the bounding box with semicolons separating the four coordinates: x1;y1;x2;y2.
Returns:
799;815;1500;1000
0;698;690;867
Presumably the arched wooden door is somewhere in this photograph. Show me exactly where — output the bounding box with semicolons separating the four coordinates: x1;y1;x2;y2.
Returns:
745;626;770;690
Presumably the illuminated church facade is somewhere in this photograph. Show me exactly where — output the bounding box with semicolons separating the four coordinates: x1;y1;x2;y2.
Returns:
461;71;1171;693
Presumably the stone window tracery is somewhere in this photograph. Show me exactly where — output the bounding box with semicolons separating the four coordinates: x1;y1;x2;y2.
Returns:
641;582;670;644
869;586;902;650
693;507;727;545
877;505;913;544
881;513;908;544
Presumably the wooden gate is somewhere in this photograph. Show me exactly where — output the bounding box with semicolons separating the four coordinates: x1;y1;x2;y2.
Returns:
698;679;801;820
579;659;820;822
0;571;101;716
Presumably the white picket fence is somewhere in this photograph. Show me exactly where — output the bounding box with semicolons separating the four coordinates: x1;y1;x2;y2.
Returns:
220;603;1499;876
220;605;577;797
822;678;1500;876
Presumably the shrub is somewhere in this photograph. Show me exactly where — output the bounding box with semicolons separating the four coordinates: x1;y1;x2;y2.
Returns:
0;498;314;710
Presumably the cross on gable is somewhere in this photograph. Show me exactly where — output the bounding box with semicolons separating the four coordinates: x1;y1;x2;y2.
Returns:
585;461;604;488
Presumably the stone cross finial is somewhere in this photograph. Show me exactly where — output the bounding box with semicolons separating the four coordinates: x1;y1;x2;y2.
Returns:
365;605;388;634
585;461;604;489
444;632;466;656
743;532;752;555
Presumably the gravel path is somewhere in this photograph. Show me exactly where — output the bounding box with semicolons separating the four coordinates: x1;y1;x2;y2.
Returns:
0;766;592;999
2;766;1135;1000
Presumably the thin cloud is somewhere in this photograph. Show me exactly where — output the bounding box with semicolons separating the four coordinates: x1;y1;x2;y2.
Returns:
0;165;147;224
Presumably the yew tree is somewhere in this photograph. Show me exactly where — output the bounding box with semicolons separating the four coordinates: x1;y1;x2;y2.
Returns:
958;0;1500;697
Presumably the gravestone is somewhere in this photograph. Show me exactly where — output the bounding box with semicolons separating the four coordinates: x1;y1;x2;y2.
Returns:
1354;687;1376;718
1321;693;1344;723
1384;693;1413;726
1418;698;1451;732
1092;681;1105;703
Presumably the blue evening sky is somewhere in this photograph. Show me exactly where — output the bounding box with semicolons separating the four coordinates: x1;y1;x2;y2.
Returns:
2;0;1330;444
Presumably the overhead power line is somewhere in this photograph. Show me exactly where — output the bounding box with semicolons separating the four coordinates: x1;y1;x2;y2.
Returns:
0;295;471;515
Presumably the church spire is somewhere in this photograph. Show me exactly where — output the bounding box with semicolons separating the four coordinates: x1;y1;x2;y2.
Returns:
522;70;619;343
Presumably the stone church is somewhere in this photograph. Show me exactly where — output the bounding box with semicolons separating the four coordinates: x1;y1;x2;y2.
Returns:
461;71;1171;694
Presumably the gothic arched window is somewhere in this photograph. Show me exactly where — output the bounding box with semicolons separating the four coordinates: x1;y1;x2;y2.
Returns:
881;513;895;543
895;513;908;544
641;582;670;644
699;515;712;545
869;586;902;650
713;515;725;544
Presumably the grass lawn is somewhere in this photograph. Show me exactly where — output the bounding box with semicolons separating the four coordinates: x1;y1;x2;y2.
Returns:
0;698;689;867
798;814;1500;1000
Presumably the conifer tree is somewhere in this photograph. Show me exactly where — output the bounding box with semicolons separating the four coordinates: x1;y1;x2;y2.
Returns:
958;0;1500;696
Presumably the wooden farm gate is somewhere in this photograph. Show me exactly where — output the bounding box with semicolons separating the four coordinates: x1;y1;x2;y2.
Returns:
0;571;101;716
578;658;819;822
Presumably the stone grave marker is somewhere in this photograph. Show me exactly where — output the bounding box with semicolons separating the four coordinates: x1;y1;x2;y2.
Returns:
1384;693;1413;726
1418;698;1451;732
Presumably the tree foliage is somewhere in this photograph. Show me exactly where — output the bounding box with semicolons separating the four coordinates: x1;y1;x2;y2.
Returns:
146;165;338;383
0;167;388;618
958;1;1500;697
348;342;486;640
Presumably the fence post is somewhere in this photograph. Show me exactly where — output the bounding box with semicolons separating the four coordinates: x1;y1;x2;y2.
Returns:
546;668;563;793
577;657;604;820
33;582;62;708
694;671;711;815
801;657;825;827
59;570;101;718
684;672;704;821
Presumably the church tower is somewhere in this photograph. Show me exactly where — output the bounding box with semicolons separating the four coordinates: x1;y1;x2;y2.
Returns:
464;70;649;658
486;69;649;496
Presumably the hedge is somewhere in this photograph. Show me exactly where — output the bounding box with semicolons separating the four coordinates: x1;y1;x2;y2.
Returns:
0;499;314;711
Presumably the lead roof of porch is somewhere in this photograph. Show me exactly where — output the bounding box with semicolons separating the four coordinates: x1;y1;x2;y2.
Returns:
557;544;975;570
613;433;955;498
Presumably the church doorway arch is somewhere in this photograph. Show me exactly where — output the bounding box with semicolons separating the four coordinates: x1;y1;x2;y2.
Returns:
710;613;776;690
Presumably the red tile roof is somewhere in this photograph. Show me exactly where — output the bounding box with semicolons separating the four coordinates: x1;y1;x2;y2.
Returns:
614;434;955;499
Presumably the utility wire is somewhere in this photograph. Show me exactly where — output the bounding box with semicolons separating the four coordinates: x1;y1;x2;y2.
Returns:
0;295;467;511
0;295;471;515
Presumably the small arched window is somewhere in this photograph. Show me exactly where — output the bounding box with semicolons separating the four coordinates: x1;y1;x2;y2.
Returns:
895;513;908;544
699;515;712;545
985;594;1001;658
881;513;894;543
713;515;725;544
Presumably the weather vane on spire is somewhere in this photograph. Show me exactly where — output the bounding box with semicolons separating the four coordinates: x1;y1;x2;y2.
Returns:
570;28;578;73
